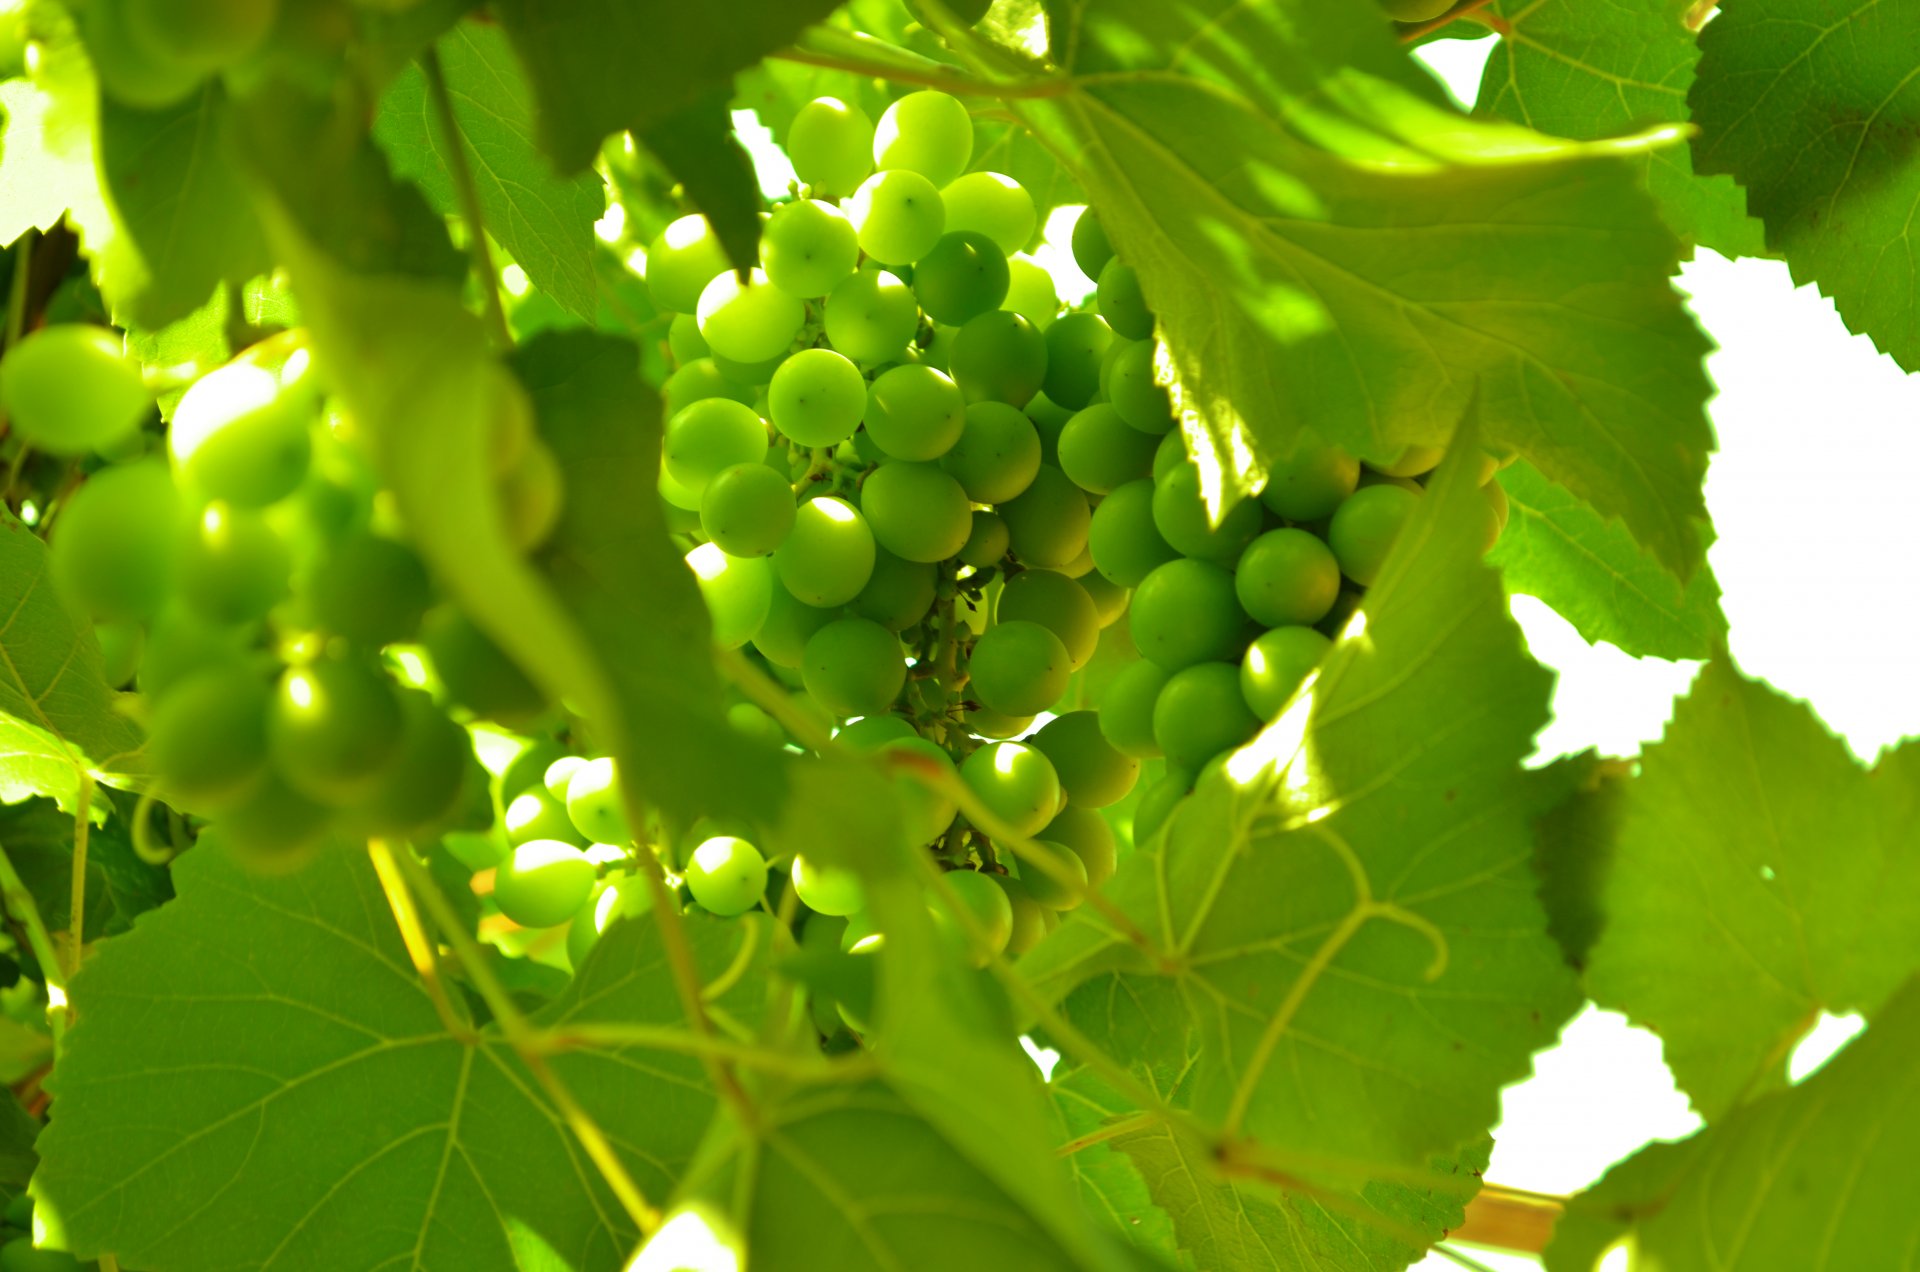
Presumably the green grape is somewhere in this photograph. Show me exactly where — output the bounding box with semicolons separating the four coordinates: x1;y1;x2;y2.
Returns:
95;620;143;687
879;734;960;844
763;198;860;299
1095;258;1154;340
208;769;337;859
503;738;565;800
836;713;916;749
126;0;275;71
668;312;710;365
1151;429;1186;481
848;169;946;265
494;840;596;929
169;362;314;508
1025;392;1072;465
935;868;1014;958
912;231;1010;327
967;619;1070;716
1132;769;1190;847
1033;711;1139;810
710;347;789;388
567;874;654;969
420;607;550;725
663;397;767;495
1057;403;1157;496
50;460;183;621
147;664;270;809
1153;661;1259;768
729;700;786;749
0;324;150;455
863;365;966;461
1044;801;1117;889
1077;569;1128;627
941;400;1040;504
1107;338;1174;434
664;357;755;417
700;462;795;558
1242;625;1332;720
960;740;1060;837
1071;207;1114;280
79;0;204;108
965;702;1035;739
997;569;1098;670
351;688;470;836
542;754;587;802
999;464;1090;569
270;657;405;804
803;616;906;717
497;436;564;552
1382;0;1456;19
851;544;937;630
992;873;1048;954
792;855;865;916
909;322;957;374
564;756;631;844
941;171;1037;256
1152;460;1261;564
788;96;875;197
1360;471;1423;496
685;835;767;916
647;214;731;313
948;310;1047;408
506;788;587;847
179;501;291;625
824;266;920;365
1087;478;1178;587
872;90;973;187
686;542;772;649
958;509;1010;569
775;496;876;606
1041;312;1115;411
1260;436;1360;522
135;605;250;699
1002;257;1059;330
1328;483;1421;586
307;532;431;646
768;348;865;448
753;584;837;667
1235;528;1341;628
1130;558;1243;670
1018;839;1088;910
859;461;971;563
1374;442;1444;478
697;269;805;364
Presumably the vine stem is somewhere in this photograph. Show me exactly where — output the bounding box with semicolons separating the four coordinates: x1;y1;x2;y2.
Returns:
1452;1183;1564;1254
65;773;93;980
367;840;475;1042
1053;1110;1159;1157
776;26;1070;99
0;839;67;1040
531;1021;874;1080
420;45;512;349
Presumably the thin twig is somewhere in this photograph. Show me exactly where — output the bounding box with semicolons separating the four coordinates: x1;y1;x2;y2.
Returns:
421;45;512;349
65;773;93;979
1054;1110;1159;1157
777;26;1069;99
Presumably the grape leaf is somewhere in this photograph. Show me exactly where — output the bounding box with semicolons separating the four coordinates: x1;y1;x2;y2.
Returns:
1584;659;1920;1120
374;23;604;322
0;15;117;260
1529;755;1629;972
1475;0;1766;259
36;839;770;1270
0;1091;36;1210
1691;0;1920;370
0;797;169;949
1488;458;1727;660
635;90;764;278
1015;0;1714;580
1540;1138;1702;1272
970;119;1081;251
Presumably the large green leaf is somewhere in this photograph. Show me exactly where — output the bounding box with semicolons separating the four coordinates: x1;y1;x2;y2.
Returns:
1691;0;1920;370
1475;0;1765;259
1584;660;1920;1120
0;797;169;950
1015;0;1714;580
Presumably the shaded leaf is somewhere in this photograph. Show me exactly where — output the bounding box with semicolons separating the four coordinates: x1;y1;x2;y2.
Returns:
0;797;170;951
1529;755;1629;972
635;91;763;278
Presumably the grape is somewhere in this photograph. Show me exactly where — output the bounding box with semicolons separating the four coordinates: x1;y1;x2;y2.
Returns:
994;873;1049;954
125;0;275;71
1260;436;1360;522
763;198;860;299
997;569;1098;670
941;401;1040;504
1025;392;1072;465
1078;570;1129;628
960;740;1060;837
685;836;767;916
913;232;1010;327
1041;312;1115;410
1236;528;1342;628
1018;840;1088;910
948;310;1047;407
1242;625;1332;720
752;585;835;668
775;496;876;606
940;171;1037;255
558;755;627;845
697;269;804;364
1002;257;1059;330
1328;483;1421;586
79;0;204;108
873;90;973;186
1058;403;1158;496
1154;661;1259;767
95;620;142;687
824;266;920;365
999;464;1090;569
270;657;405;804
911;322;958;374
701;462;795;558
148;664;269;808
1096;258;1154;340
712;346;792;389
567;875;654;969
953;511;1005;570
1107;338;1174;434
179;502;291;625
935;868;1014;958
1132;769;1190;847
49;460;183;621
351;689;469;836
1087;478;1177;587
863;365;966;461
848;169;946;265
663;397;767;495
647;215;731;313
967;619;1070;716
729;701;787;749
209;769;335;859
860;461;971;562
686;542;772;649
307;532;431;646
879;734;960;845
169;362;313;508
1152;461;1261;565
788;97;875;197
1071;207;1114;280
663;357;755;417
1375;443;1443;478
494;840;596;929
835;713;916;749
497;436;564;552
541;754;587;803
1033;711;1139;809
668;312;710;364
803;616;906;717
964;701;1033;740
421;608;549;724
761;353;857;450
1044;801;1117;889
1130;558;1243;670
1382;0;1455;19
0;325;149;455
851;545;936;630
136;604;251;699
792;855;865;916
1152;430;1186;481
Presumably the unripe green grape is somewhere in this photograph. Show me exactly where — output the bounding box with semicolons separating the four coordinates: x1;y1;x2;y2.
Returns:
1152;461;1260;565
686;542;772;649
663;397;767;496
824;266;919;365
948;310;1047;408
960;740;1060;838
788;97;875;197
503;739;566;801
1057;403;1157;496
729;700;786;749
1044;800;1118;889
836;713;916;749
80;0;205;108
1033;710;1139;810
752;585;836;668
967;619;1070;716
1130;558;1243;670
1041;312;1114;410
1132;768;1190;847
420;608;549;725
95;620;143;688
1236;528;1341;628
664;357;755;417
542;754;588;803
851;546;936;630
1382;0;1455;17
709;347;789;389
179;501;291;625
999;464;1090;569
1025;392;1072;465
126;0;276;71
1373;442;1443;479
1360;470;1423;496
1242;625;1332;720
879;733;960;845
997;569;1098;670
935;868;1014;958
0;325;150;455
775;496;875;606
762;198;860;299
1154;661;1259;768
848;169;946;265
700;462;794;558
1087;478;1177;588
1070;207;1113;281
685;836;767;916
497;436;564;552
1260;436;1360;522
1107;338;1174;434
209;770;335;860
507;789;586;848
270;657;405;804
1328;483;1421;586
1078;570;1128;628
792;855;865;916
647;215;731;313
567;875;655;969
940;171;1037;255
859;461;971;563
958;510;1010;569
136;605;250;699
907;322;958;374
1095;257;1154;339
863;364;966;461
697;269;805;364
966;702;1035;740
50;460;183;621
564;756;631;844
148;664;270;809
351;688;470;836
872;90;973;187
803;616;905;718
912;231;1009;327
941;400;1040;504
1018;839;1088;910
1151;429;1186;481
1003;257;1059;330
992;873;1048;954
307;532;432;646
668;312;710;365
169;362;313;508
494;840;596;929
768;348;866;448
